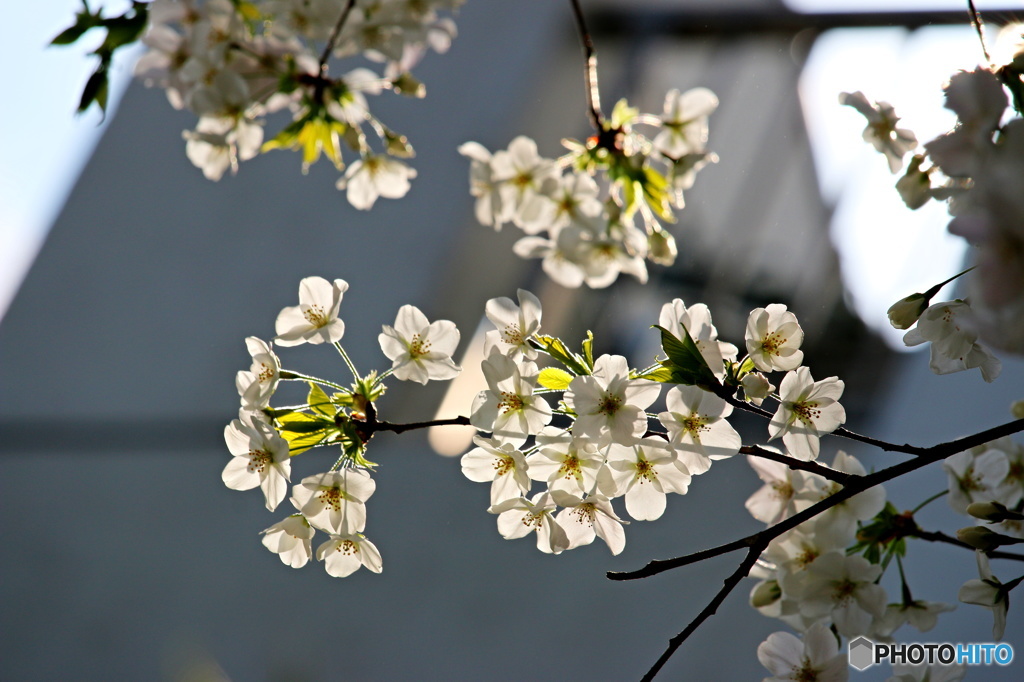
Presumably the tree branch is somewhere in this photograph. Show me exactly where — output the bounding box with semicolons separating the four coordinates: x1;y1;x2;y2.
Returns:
741;444;856;485
569;0;603;131
610;416;1024;679
368;415;471;435
908;527;1024;562
319;0;358;74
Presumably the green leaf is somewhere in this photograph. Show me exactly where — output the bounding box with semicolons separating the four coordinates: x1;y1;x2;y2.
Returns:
282;429;332;456
78;67;109;114
307;383;336;418
538;367;574;391
641;167;676;223
277;411;334;434
51;22;94;45
654;325;719;389
634;366;674;383
581;330;595;370
533;334;589;376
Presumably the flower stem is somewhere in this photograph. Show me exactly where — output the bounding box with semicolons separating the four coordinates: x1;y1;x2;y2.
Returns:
568;0;603;131
910;489;948;514
334;342;361;381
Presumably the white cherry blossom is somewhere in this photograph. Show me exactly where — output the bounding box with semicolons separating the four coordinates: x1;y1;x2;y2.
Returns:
552;490;627;555
526;427;606;495
290;468;376;535
483;289;542;360
659;299;737;380
317;533;383;578
235;336;281;410
222;412;291;511
470;351;552;446
958;550;1009;639
768;367;846;462
745;304;805;372
658;385;741;476
839;90;918;173
261;514;314;568
565;354;660;445
379;304;460;384
274;276;348;346
653;87;718;159
904;300;1001;382
756;622;849;682
600;437;691;521
460;436;531;505
489;491;569;554
337;155;417;210
789;551;886;637
745;452;826;525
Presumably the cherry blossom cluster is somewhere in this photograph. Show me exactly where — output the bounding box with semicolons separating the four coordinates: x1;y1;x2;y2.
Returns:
749;422;1024;681
459;88;718;288
460;290;855;558
131;0;461;204
223;276;462;577
843;24;1024;355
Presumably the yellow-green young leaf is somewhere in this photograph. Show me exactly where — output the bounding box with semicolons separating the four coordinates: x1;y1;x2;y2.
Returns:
538;367;574;391
581;330;595;369
281;429;332;456
307;383;336;418
634;366;675;383
610;98;639;128
277;411;334;433
642;167;676;223
234;1;262;21
332;391;355;407
534;335;589;376
654;325;720;389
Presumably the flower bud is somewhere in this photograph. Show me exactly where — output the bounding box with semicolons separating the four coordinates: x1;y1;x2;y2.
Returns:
741;372;774;406
896;155;932;209
392;72;426;98
648;231;677;266
967;501;1024;522
887;293;929;329
956;525;1023;551
750;579;781;608
385;129;415;158
1011;400;1024;420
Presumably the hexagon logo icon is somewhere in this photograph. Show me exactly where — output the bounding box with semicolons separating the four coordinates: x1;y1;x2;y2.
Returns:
848;637;874;671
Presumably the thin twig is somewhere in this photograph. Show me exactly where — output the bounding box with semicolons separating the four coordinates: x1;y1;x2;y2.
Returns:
966;0;992;65
741;444;856;485
569;0;603;131
368;415;471;435
319;0;358;73
610;416;1024;679
908;528;1024;562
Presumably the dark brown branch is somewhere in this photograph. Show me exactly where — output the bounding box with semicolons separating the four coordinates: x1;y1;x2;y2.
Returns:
723;392;929;456
908;528;1024;562
967;0;992;64
741;444;856;485
319;0;358;73
569;0;603;131
611;416;1024;679
368;415;471;435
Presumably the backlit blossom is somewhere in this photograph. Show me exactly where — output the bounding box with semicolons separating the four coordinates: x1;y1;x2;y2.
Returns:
337;155;417;209
460;435;531;505
290;468;376;535
768;367;846;462
317;533;383;577
600;437;691;521
261;514;314;568
659;299;737;380
470;351;552;446
653;87;718;159
840;91;917;173
565;354;660;445
958;550;1009;639
274;276;348;346
745;304;804;372
903;300;1001;382
489;491;569;554
222;412;291;511
483;289;542;360
526;427;606;495
379;304;460;384
552;490;627;555
790;551;886;637
757;622;848;682
235;336;281;410
658;384;741;476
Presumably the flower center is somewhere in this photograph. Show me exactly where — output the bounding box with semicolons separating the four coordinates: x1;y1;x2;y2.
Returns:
408;333;431;358
831;578;857;605
522;511;544;530
318;487;343;512
498;391;524;413
494;455;515;476
570;503;596;526
771;480;794;500
258;362;275;383
792;658;820;682
334;539;359;556
761;331;787;356
792;401;822;425
558;455;582;480
635;458;656;483
682;414;709;438
247;449;271;473
502;324;524;345
598;393;622;416
303;304;329;327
